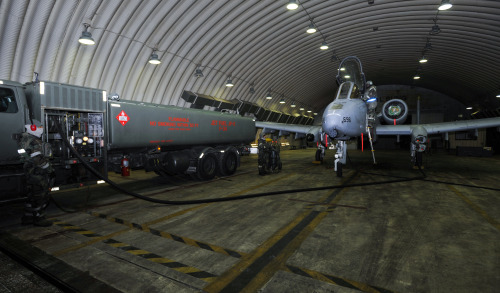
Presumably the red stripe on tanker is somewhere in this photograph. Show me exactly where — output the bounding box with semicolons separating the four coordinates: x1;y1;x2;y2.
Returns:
108;100;256;149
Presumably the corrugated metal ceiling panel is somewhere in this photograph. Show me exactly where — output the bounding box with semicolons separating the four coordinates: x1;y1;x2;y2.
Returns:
0;0;499;117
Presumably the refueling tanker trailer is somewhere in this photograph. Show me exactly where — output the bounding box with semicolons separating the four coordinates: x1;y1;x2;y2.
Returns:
0;80;256;195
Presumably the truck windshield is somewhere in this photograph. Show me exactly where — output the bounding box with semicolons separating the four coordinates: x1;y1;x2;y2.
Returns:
0;88;18;113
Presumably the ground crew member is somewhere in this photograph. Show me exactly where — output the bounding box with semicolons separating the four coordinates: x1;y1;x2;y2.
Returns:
17;121;54;227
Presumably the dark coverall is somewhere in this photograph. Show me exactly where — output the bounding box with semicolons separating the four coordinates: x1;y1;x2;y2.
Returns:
18;132;53;225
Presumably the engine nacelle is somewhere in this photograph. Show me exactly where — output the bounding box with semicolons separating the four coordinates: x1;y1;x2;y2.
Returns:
306;133;315;142
382;99;408;125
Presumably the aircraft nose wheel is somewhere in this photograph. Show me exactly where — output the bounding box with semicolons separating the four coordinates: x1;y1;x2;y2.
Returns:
336;161;342;177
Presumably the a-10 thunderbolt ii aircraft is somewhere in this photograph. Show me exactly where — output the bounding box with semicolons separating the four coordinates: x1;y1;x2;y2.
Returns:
256;56;500;177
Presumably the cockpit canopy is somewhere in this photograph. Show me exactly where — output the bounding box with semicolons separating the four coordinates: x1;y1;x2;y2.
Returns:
336;56;366;97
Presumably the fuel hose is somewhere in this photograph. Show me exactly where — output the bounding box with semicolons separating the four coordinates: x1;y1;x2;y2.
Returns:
54;119;427;205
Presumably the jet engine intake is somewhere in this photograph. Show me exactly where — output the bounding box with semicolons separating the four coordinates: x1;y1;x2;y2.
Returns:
306;133;315;142
382;99;408;125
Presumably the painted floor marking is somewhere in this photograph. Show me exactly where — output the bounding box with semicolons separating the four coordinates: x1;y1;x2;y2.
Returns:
203;171;359;293
51;220;216;282
447;185;500;231
88;211;246;258
284;265;397;293
103;238;217;282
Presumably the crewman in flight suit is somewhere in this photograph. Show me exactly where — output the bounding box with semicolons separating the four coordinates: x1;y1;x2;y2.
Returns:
17;121;54;227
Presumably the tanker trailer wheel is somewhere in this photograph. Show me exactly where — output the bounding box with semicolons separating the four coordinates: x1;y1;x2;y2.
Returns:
218;147;239;176
196;152;218;180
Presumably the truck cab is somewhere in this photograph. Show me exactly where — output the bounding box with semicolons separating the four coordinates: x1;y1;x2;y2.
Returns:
0;80;27;164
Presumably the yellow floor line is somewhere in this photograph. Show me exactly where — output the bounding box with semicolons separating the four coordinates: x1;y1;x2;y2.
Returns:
447;185;500;231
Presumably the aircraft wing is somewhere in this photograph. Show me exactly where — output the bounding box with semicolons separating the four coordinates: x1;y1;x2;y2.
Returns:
255;121;322;141
375;117;500;135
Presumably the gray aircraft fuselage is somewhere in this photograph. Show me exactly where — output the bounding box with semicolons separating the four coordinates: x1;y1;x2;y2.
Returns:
322;81;367;141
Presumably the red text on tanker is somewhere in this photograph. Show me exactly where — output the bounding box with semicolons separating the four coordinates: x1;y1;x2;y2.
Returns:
211;120;236;131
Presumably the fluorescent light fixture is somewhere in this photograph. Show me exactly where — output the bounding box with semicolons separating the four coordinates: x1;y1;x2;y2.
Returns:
320;41;328;50
291;102;296;107
306;23;316;34
419;56;428;63
314;113;318;115
194;68;204;77
307;110;312;113
413;74;421;80
299;107;305;111
466;107;473;110
148;52;161;64
287;0;298;10
226;78;234;87
78;24;95;45
102;90;107;102
266;92;272;99
97;180;106;184
344;75;351;79
430;24;441;35
438;0;452;10
39;81;45;95
279;98;285;104
496;94;500;98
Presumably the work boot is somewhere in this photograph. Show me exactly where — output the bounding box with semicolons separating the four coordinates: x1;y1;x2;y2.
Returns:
33;216;52;227
21;215;34;225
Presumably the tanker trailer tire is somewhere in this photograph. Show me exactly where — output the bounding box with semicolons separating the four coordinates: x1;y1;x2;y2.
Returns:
196;152;218;180
218;147;239;176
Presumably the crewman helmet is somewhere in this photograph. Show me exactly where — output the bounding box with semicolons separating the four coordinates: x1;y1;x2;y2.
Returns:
25;120;44;138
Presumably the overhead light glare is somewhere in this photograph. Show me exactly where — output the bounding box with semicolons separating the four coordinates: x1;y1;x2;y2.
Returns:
148;52;161;64
287;0;298;10
266;92;272;99
419;56;428;63
306;23;316;34
413;74;421;80
225;78;234;87
279;98;285;104
299;107;305;111
466;107;473;110
496;94;500;98
438;0;452;10
291;103;296;107
307;110;312;113
320;41;328;50
78;23;95;45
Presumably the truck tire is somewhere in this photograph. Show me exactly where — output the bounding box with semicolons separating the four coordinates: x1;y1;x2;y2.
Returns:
218;147;238;176
196;152;217;180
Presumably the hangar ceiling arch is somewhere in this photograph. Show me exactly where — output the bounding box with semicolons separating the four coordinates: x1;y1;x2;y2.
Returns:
1;0;499;119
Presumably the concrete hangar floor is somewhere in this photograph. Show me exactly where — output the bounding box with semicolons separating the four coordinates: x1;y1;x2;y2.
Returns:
0;148;499;293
